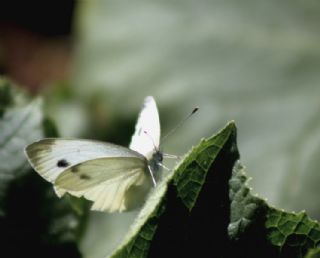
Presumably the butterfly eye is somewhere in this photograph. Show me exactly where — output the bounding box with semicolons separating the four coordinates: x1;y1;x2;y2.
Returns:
57;159;69;167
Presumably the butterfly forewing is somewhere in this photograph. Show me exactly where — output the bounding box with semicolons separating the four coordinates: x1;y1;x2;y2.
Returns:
25;138;144;183
129;96;160;159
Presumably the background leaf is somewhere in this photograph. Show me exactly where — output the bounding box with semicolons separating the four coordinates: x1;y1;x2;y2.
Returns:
0;80;86;257
0;79;42;214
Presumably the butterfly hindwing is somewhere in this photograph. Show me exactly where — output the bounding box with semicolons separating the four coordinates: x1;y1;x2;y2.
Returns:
55;159;151;212
129;96;160;159
54;157;151;212
55;157;147;191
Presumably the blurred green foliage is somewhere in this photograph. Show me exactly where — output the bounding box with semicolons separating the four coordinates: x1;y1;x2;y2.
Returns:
0;80;87;257
305;248;320;258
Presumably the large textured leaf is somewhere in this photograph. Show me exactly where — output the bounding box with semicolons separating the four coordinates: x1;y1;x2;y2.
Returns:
107;121;320;258
110;122;237;258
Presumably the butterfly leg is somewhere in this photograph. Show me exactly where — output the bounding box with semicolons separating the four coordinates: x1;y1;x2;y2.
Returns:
148;165;157;187
163;153;181;160
157;162;170;171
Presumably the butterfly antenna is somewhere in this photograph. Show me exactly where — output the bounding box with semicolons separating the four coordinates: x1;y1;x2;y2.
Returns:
160;107;199;145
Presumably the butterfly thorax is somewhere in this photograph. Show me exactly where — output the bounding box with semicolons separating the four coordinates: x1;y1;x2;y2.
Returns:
148;150;163;174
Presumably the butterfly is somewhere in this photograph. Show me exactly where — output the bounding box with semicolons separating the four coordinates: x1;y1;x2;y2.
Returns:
25;96;163;213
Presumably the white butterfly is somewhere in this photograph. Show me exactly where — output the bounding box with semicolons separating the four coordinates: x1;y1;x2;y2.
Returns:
25;96;163;213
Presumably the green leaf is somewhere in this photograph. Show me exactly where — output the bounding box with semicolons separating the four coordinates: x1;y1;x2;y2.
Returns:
110;121;237;257
230;162;320;258
173;121;238;211
266;209;320;256
0;98;43;214
108;121;320;258
305;248;320;258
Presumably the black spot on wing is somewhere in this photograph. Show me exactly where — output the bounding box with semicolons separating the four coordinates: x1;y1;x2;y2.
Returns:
80;174;91;180
57;159;69;167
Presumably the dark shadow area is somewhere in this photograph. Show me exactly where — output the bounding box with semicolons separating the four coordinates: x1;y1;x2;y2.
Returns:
0;171;82;258
0;2;75;36
0;1;76;91
147;127;283;258
229;205;278;258
147;128;239;257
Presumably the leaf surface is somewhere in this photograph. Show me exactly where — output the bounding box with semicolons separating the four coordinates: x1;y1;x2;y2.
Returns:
109;121;320;258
